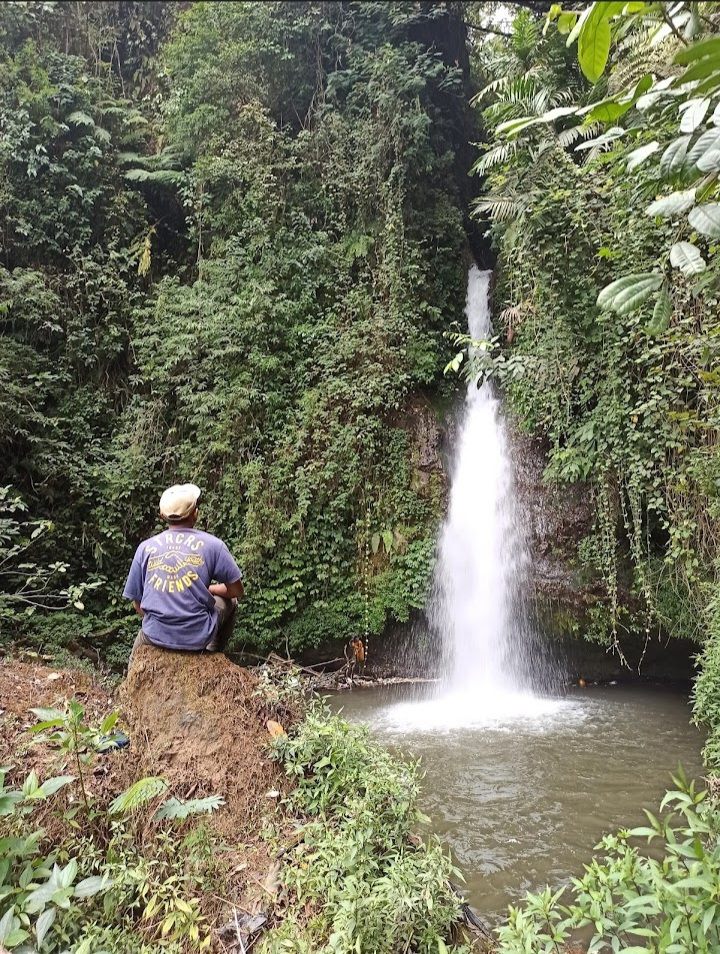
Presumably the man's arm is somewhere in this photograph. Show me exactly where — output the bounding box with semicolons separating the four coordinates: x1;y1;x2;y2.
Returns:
209;580;244;600
123;550;145;616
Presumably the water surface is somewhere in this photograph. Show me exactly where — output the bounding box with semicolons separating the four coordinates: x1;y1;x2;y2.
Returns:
331;683;703;917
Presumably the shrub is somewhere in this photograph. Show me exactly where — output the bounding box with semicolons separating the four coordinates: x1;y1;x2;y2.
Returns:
264;703;465;954
496;773;720;953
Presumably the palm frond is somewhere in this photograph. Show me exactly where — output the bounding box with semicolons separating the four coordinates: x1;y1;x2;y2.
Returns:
557;123;600;149
155;794;226;821
472;141;520;175
472;195;527;222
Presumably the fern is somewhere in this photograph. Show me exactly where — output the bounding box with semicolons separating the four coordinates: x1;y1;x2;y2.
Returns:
473;195;526;223
155;795;225;820
124;169;184;186
557;124;594;149
109;776;168;814
67;110;95;127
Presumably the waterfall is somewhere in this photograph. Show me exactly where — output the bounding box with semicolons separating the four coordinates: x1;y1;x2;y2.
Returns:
420;265;560;724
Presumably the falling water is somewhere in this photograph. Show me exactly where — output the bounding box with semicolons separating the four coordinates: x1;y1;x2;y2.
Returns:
389;265;562;729
428;265;560;720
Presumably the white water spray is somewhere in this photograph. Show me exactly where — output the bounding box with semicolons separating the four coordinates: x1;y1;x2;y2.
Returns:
386;266;563;730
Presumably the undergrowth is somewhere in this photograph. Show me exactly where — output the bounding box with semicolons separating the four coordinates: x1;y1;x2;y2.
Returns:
263;702;465;953
496;772;720;954
1;677;466;953
0;700;231;953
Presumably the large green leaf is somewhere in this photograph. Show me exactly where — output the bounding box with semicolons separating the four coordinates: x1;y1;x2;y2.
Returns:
586;74;652;123
686;127;720;167
74;875;113;898
670;241;707;275
495;116;539;138
35;907;56;949
646;286;672;335
688;204;720;238
678;55;720;85
659;135;691;177
697;149;720;173
627;141;659;171
596;273;663;315
679;98;711;133
675;36;720;66
578;6;612;83
566;4;594;47
646;189;696;218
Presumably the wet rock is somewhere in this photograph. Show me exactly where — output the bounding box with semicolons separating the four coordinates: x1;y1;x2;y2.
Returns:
509;424;602;623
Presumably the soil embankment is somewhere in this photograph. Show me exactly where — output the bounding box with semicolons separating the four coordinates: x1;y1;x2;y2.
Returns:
0;650;301;938
120;645;297;837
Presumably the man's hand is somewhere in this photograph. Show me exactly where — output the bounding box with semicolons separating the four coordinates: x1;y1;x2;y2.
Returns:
133;600;145;617
209;580;244;600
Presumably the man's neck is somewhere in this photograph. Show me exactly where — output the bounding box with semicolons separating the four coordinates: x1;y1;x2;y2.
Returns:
167;522;196;530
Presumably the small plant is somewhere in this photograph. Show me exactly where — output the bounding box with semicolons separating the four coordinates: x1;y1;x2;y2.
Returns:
0;769;112;952
109;775;225;821
30;702;125;814
496;772;720;953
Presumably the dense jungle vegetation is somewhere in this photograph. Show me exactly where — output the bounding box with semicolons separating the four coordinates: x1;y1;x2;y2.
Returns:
0;0;473;664
4;1;720;953
470;4;720;950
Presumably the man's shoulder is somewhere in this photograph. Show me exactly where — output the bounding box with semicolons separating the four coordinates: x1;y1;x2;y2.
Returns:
134;532;164;555
193;529;231;552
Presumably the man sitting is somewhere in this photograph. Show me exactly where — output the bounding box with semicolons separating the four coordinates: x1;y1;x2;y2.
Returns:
124;483;244;655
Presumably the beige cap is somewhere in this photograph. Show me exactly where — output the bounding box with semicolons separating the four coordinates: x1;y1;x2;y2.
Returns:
159;483;201;523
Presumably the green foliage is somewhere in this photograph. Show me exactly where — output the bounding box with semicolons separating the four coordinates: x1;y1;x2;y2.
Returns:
497;773;720;953
693;576;720;773
474;13;720;946
473;1;720;666
109;777;169;815
0;768;112;952
2;1;473;659
264;703;463;953
3;681;465;953
1;702;230;951
99;1;469;653
0;486;100;624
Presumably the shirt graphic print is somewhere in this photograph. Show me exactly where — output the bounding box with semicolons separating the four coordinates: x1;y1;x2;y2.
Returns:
123;529;242;651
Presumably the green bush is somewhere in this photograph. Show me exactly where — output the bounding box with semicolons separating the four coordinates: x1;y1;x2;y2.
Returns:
497;773;720;954
265;703;464;954
0;704;225;953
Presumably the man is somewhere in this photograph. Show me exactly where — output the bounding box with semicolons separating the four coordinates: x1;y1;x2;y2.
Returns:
344;636;366;685
123;483;244;655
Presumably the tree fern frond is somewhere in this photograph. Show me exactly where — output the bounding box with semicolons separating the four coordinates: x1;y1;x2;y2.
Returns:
124;169;184;186
110;776;168;814
473;195;526;222
155;794;225;820
557;123;599;149
472;141;520;174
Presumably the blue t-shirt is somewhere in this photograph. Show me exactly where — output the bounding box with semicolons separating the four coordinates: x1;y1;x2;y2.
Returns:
123;528;242;651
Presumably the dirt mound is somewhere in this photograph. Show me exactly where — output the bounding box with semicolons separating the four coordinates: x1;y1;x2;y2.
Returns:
119;645;288;835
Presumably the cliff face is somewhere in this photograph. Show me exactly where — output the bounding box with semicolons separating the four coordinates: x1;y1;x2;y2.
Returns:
510;425;599;619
